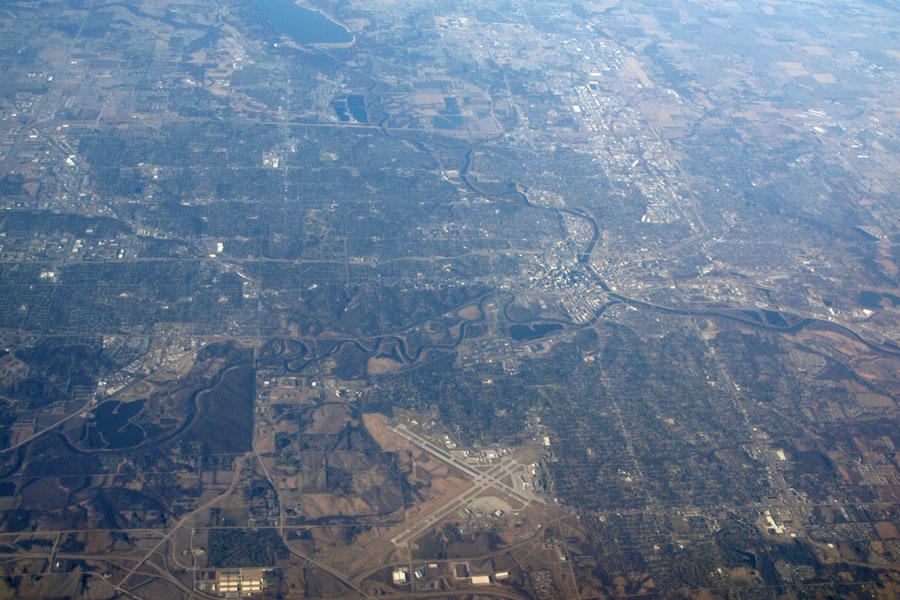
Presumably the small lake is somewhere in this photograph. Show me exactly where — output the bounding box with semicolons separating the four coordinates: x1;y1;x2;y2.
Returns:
249;0;352;44
509;323;563;342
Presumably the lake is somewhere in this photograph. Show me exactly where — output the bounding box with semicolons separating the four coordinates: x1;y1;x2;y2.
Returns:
95;399;146;448
249;0;352;44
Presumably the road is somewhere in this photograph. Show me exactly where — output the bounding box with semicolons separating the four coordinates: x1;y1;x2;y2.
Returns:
116;455;247;592
0;396;98;454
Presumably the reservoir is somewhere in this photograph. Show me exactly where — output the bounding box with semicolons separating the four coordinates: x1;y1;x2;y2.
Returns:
249;0;352;44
